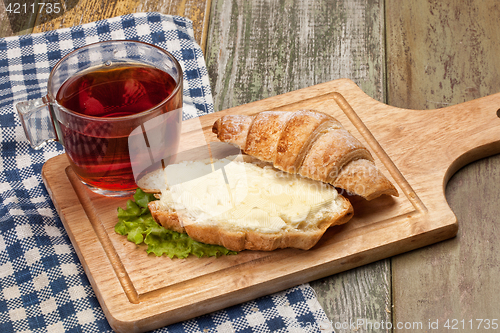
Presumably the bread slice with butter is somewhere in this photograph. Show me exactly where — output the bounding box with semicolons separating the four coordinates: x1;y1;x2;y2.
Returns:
139;155;353;251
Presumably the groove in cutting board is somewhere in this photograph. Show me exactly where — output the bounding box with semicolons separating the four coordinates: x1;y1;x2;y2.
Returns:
332;92;427;213
66;166;140;304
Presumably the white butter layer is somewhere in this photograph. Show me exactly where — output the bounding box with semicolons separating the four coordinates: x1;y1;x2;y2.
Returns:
159;158;342;233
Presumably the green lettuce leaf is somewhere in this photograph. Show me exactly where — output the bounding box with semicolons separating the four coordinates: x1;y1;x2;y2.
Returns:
115;189;237;259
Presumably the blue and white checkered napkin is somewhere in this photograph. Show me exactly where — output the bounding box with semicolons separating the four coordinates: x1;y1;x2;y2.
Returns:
0;12;334;333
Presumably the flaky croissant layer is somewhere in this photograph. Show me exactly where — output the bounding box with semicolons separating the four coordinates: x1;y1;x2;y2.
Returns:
212;110;398;200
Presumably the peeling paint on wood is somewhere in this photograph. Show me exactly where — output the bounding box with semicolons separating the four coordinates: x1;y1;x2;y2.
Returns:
206;0;387;112
386;0;500;110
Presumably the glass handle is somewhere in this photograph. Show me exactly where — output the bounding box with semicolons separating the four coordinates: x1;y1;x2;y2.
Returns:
16;97;58;150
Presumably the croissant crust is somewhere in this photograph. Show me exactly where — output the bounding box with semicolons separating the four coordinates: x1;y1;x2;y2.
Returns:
212;110;398;200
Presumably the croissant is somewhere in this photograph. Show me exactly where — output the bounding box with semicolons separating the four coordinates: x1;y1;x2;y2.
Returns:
212;110;398;200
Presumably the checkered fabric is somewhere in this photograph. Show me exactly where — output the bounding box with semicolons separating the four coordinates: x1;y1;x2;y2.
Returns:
0;13;334;333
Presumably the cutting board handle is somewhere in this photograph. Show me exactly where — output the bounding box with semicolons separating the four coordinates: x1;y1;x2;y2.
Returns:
425;93;500;184
335;82;500;186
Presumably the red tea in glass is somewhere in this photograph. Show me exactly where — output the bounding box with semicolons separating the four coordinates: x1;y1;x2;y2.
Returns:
16;41;183;197
55;63;182;192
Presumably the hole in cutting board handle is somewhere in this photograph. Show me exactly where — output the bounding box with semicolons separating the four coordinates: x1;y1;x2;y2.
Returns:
497;108;500;118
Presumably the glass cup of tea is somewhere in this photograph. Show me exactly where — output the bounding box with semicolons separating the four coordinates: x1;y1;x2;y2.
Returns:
16;40;183;197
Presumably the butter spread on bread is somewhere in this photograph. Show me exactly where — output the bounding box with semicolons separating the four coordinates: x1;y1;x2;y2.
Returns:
142;156;353;251
212;110;398;200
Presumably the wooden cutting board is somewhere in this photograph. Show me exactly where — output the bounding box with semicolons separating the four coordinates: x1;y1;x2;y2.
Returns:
42;78;500;332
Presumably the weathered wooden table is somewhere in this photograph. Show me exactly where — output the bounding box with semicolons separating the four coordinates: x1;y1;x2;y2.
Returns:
2;0;499;331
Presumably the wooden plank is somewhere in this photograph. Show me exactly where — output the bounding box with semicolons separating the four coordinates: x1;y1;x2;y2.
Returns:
205;0;387;109
312;259;392;330
0;1;39;37
30;0;210;48
386;0;500;330
204;0;390;326
386;0;500;109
